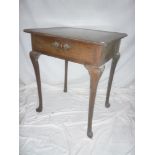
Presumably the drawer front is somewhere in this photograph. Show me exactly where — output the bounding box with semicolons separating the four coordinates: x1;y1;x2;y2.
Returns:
31;34;101;65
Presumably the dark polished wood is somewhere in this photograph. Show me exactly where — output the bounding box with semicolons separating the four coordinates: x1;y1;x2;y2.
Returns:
85;65;104;138
31;34;102;66
105;52;120;108
29;51;42;112
64;60;68;92
24;27;127;45
24;27;127;138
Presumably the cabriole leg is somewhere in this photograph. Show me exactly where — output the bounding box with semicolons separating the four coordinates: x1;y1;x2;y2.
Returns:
85;65;105;138
105;52;120;108
64;60;68;92
29;51;42;112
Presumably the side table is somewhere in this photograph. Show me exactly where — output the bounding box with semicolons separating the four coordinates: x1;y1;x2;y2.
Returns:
24;27;127;138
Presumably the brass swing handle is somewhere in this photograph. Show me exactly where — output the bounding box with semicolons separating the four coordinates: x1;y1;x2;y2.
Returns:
51;41;71;51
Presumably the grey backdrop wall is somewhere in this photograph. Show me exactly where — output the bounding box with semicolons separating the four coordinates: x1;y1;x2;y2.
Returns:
19;0;134;88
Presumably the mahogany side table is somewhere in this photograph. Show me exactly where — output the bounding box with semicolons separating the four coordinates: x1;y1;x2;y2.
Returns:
24;27;127;138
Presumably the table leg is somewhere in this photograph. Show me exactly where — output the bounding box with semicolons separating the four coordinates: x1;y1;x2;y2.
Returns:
29;51;42;112
64;60;68;92
85;65;105;138
105;52;120;108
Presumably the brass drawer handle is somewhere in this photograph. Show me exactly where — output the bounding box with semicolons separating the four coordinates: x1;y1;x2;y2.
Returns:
51;42;71;51
63;43;71;50
51;41;59;48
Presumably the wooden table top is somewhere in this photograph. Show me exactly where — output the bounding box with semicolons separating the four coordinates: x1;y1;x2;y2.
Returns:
24;27;127;45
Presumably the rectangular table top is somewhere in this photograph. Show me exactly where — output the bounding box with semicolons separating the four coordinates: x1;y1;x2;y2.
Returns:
24;27;127;45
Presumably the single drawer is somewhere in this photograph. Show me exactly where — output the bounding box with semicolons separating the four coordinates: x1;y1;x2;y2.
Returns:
31;34;102;65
